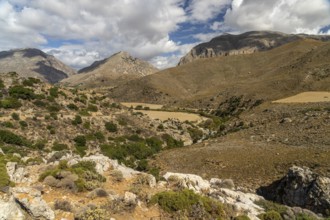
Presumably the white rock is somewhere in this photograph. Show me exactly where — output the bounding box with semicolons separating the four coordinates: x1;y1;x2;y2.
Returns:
11;187;55;220
124;192;137;205
0;197;25;220
163;172;211;193
0;148;4;155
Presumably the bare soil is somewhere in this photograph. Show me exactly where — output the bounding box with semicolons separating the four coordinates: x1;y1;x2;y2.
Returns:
273;91;330;103
135;110;205;122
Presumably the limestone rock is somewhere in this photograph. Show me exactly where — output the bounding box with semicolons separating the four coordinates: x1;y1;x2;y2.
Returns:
124;192;137;205
6;162;30;183
0;197;25;220
258;166;330;215
11;187;55;220
163;172;211;193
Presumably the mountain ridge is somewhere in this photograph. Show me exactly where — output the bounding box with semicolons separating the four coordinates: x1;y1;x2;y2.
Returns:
0;48;76;83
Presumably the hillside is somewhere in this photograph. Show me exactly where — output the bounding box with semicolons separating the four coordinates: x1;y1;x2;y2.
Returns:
61;51;158;88
178;31;330;65
0;48;76;83
110;39;330;108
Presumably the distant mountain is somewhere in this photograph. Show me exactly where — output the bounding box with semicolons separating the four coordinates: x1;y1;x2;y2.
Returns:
178;31;330;65
0;48;76;83
110;39;330;107
61;51;158;88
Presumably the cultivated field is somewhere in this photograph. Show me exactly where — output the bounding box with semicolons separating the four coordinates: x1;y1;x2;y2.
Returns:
273;92;330;103
135;110;205;122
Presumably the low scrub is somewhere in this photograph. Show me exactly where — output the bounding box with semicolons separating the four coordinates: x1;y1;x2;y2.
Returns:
0;129;30;146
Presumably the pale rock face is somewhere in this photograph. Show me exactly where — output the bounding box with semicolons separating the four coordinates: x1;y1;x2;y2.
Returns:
124;191;137;205
0;197;25;220
10;187;55;220
6;162;30;183
178;31;330;65
0;48;76;83
163;172;211;193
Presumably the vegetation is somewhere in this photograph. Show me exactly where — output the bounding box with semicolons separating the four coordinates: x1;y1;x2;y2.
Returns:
105;121;118;132
258;211;282;220
150;189;225;218
162;133;184;148
72;115;83;125
9;85;36;100
0;129;30;146
0;97;22;109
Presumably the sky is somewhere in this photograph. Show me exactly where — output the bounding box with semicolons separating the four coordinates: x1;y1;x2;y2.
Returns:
0;0;330;70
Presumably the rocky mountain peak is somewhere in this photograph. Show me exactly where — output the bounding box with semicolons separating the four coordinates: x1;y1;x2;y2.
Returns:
0;48;76;83
178;31;330;65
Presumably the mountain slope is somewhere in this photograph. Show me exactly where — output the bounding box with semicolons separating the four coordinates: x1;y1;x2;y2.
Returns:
0;48;76;83
178;31;330;65
110;39;330;107
61;51;158;88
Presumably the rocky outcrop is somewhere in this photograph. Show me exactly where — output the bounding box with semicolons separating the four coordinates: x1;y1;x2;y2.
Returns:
11;187;55;220
0;196;26;220
61;51;158;88
178;31;330;65
258;166;330;215
0;48;76;83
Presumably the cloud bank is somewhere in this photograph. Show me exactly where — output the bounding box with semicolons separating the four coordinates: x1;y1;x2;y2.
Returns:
0;0;329;69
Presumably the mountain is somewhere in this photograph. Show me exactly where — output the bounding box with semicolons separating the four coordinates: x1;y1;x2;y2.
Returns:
178;31;330;65
0;48;76;83
109;39;330;107
61;51;158;88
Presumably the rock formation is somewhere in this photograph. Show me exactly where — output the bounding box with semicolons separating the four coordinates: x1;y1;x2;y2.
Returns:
178;31;330;65
0;48;76;83
258;166;330;215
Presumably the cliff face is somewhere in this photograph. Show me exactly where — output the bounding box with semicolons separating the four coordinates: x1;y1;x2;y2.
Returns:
0;48;76;83
178;31;330;65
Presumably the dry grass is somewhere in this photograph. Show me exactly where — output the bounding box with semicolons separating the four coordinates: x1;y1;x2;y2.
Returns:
136;110;205;122
273;92;330;103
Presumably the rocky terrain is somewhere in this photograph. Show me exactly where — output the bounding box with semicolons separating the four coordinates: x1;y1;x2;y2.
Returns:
178;31;330;65
0;48;76;83
61;51;158;88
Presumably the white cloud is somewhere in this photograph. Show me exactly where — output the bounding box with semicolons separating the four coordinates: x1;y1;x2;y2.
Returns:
187;0;231;22
224;0;330;34
0;0;187;69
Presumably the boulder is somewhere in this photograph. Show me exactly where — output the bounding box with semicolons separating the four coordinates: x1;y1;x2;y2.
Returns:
124;192;137;206
11;187;55;220
0;197;25;220
258;166;330;215
6;162;30;183
163;172;211;193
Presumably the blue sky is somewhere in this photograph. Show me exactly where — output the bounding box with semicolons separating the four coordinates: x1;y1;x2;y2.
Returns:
0;0;330;69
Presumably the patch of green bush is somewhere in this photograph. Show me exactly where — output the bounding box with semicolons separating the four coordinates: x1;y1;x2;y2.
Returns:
255;200;287;216
9;85;36;100
162;134;184;149
1;121;14;128
0;129;30;146
33;100;47;107
19;120;28;128
87;104;98;112
0;97;22;109
74;135;87;156
72;115;82;125
150;189;224;218
52;142;69;151
0;156;13;189
105;121;117;132
11;112;20;120
67;103;79;111
49;87;59;98
258;211;283;220
22;77;41;86
234;215;251;220
188;127;204;143
47;104;61;112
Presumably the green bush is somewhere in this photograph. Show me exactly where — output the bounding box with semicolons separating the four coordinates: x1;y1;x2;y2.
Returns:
258;211;283;220
49;87;59;98
87;104;98;112
150;189;224;218
47;104;61;112
0;156;12;188
52;142;68;151
188;127;204;143
19;120;28;128
234;215;250;220
22;77;41;86
0;129;30;146
0;97;22;109
255;200;287;215
146;136;163;153
11;112;20;120
9;85;35;100
67;103;79;111
72;115;82;125
74;135;86;147
162;134;184;148
1;121;14;128
0;79;4;89
105;121;117;132
33;100;47;107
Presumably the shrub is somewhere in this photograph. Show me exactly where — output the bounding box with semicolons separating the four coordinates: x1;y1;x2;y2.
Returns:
87;104;98;112
0;156;12;189
94;131;105;142
0;97;22;109
162;134;184;148
11;112;20;120
1;121;14;128
72;115;82;125
150;189;224;218
33;100;47;107
0;79;4;89
78;109;90;116
0;129;30;146
146;136;163;153
54;200;72;212
105;121;117;132
258;211;283;220
49;87;59;98
188;127;204;143
9;85;35;100
75;207;109;220
255;200;287;216
19;120;28;128
22;77;41;86
74;135;86;147
47;104;61;112
83;121;91;129
67;103;78;111
52;142;68;151
234;215;251;220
